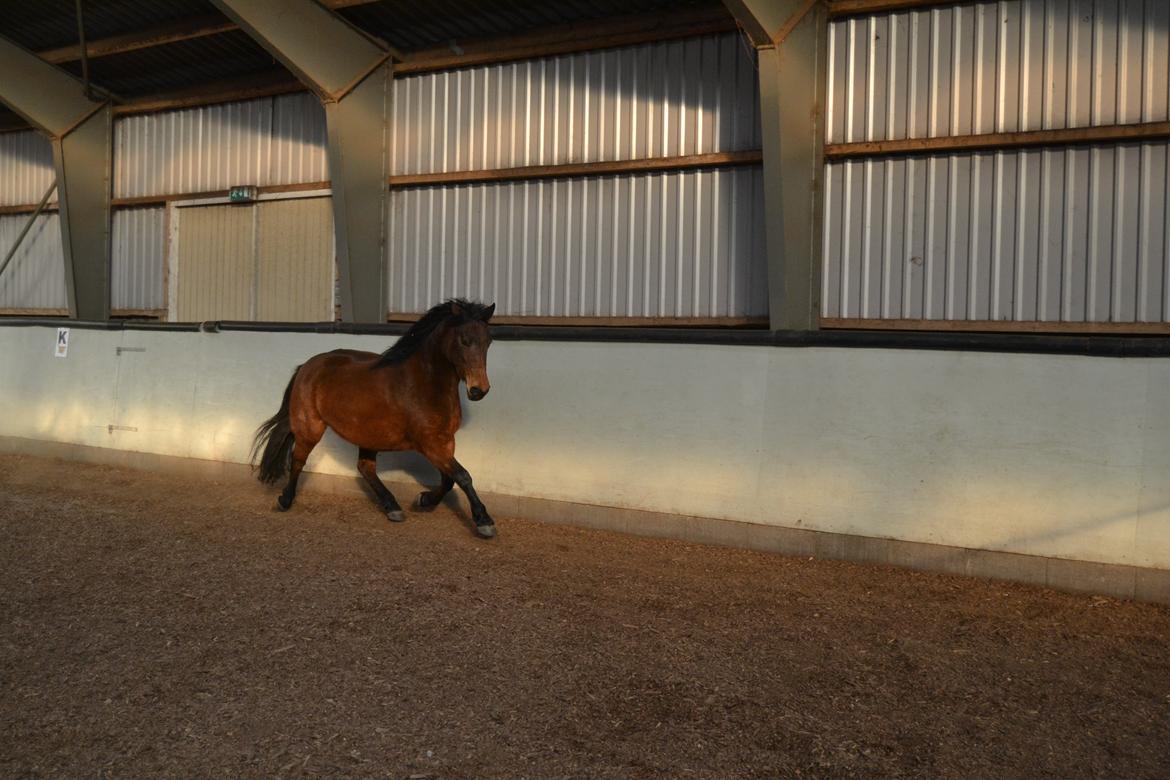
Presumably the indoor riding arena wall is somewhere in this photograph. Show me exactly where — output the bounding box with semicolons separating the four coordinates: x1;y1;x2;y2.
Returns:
1;324;1168;603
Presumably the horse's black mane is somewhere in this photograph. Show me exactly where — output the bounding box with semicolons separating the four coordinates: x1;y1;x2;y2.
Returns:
374;298;492;367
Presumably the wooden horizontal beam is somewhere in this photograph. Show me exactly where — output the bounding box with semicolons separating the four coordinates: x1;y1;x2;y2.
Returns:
0;308;70;317
827;0;959;17
10;150;760;213
111;308;167;319
0;203;58;216
35;1;383;65
824;121;1170;159
112;69;306;116
110;180;331;208
394;5;737;75
820;317;1170;335
389;150;764;188
39;15;236;64
388;313;768;328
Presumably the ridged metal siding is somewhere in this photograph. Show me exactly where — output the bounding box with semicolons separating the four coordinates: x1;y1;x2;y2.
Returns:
827;0;1170;143
388;34;765;319
388;167;767;317
391;33;761;174
111;207;166;311
114;92;328;198
823;142;1170;322
0;213;66;310
0;130;55;206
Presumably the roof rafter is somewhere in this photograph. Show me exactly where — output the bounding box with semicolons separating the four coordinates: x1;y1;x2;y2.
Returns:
33;0;387;66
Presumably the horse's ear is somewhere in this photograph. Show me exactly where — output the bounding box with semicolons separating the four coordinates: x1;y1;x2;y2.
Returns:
449;301;464;318
483;303;496;322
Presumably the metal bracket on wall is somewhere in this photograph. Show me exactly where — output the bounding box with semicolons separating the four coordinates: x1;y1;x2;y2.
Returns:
773;0;822;46
107;424;138;433
115;346;146;355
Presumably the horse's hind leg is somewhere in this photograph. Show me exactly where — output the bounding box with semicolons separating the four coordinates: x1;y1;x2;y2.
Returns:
277;420;323;511
413;473;454;512
357;448;405;523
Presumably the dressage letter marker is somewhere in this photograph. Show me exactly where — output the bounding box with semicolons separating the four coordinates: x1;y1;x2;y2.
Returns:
54;328;69;358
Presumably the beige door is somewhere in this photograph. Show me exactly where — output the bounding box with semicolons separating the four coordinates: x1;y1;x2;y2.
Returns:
175;204;255;321
256;197;334;321
175;197;334;322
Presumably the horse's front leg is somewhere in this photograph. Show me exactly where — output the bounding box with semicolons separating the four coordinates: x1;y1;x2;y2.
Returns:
421;442;495;538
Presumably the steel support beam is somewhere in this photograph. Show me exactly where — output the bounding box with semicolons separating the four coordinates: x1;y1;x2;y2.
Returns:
0;35;112;320
723;1;826;330
211;0;390;322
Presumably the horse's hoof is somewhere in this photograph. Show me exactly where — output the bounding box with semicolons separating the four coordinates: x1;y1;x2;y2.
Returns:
474;523;497;539
275;495;293;512
413;492;437;511
386;509;407;523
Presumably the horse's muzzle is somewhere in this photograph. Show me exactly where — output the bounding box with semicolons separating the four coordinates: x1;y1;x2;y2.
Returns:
467;386;489;401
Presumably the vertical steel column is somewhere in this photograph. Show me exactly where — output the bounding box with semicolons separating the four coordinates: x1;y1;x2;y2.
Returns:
722;1;827;330
0;35;113;320
211;0;392;323
324;71;389;324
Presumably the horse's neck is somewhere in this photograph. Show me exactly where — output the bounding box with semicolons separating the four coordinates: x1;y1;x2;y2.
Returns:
413;336;461;399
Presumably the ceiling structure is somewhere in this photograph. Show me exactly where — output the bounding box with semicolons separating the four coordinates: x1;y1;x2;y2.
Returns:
0;0;732;130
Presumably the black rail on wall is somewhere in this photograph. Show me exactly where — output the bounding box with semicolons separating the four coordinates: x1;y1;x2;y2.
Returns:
3;317;1170;358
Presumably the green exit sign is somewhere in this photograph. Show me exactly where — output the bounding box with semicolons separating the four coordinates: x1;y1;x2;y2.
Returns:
229;185;258;203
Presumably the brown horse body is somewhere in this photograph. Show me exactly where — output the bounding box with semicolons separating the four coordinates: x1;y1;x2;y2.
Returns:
252;299;498;537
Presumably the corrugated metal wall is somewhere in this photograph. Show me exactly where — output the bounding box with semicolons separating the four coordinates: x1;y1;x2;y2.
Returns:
0;213;66;310
111;207;166;312
0;130;55;206
114;92;328;198
388;34;766;318
389;168;767;317
823;142;1170;321
823;0;1170;324
391;34;761;174
827;0;1170;143
3;36;766;322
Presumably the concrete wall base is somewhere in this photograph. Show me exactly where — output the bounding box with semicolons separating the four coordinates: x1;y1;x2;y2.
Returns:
4;434;1168;606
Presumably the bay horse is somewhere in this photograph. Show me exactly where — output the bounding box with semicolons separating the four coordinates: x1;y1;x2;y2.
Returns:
250;299;499;538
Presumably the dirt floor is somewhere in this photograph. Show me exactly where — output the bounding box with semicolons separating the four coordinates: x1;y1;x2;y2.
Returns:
2;454;1169;778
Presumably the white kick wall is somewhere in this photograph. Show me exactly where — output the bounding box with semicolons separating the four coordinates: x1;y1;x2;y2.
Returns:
1;324;1167;574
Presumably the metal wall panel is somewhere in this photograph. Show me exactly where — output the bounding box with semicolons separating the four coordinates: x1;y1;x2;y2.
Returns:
0;130;55;206
0;213;66;310
256;197;334;322
822;141;1170;322
827;0;1170;144
111;207;166;312
175;204;255;321
387;166;767;318
390;34;761;175
114;92;329;198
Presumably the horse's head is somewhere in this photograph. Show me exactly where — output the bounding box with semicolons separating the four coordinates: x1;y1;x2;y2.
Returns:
441;301;495;401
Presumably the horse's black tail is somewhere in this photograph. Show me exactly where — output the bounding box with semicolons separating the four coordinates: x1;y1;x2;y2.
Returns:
251;366;300;485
